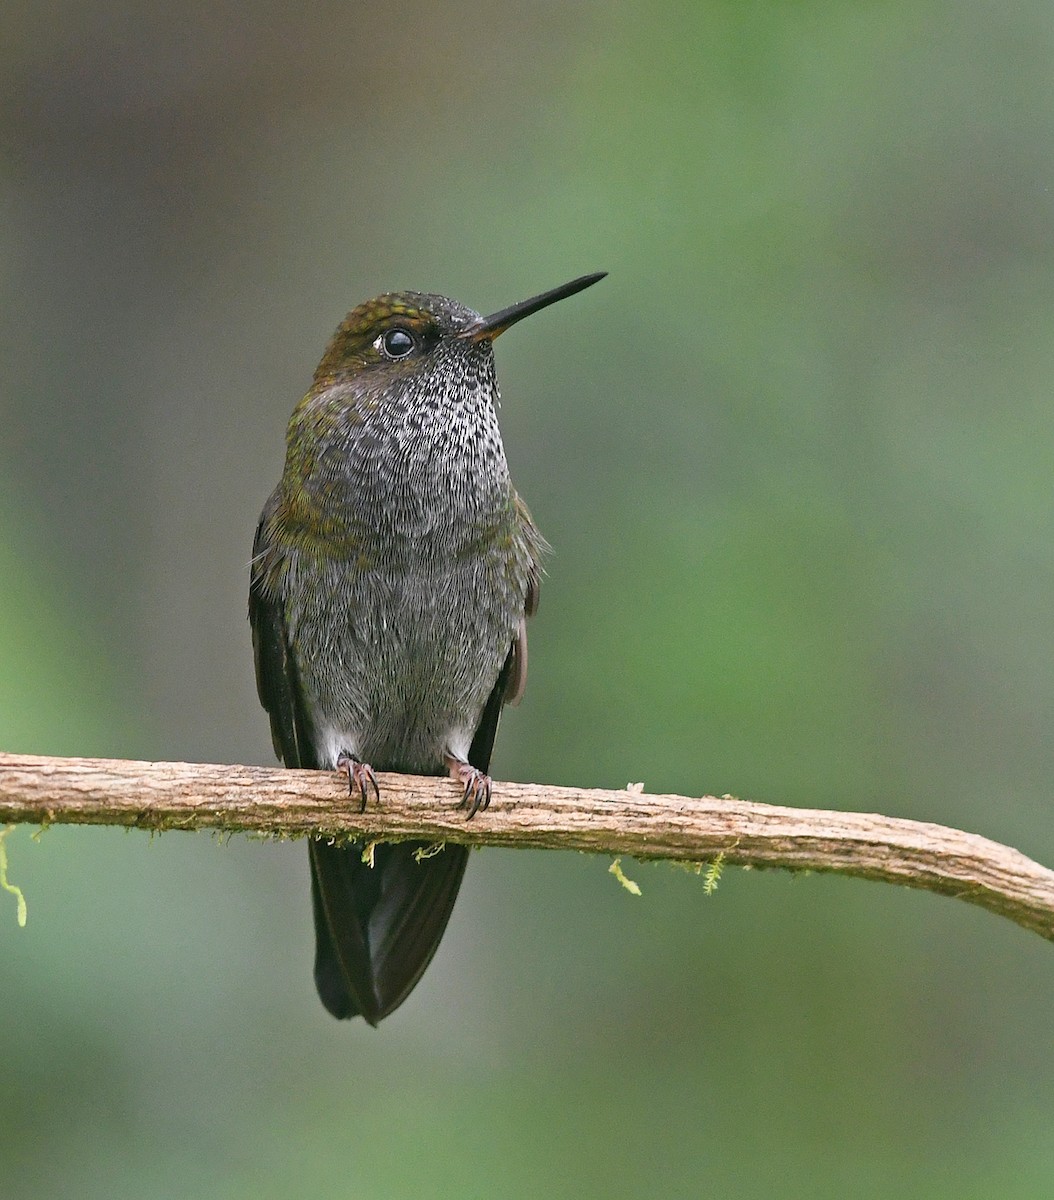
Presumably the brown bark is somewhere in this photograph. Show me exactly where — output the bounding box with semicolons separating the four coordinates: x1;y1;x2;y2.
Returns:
1;750;1052;941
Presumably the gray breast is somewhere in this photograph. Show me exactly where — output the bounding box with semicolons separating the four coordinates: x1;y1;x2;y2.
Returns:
291;548;522;773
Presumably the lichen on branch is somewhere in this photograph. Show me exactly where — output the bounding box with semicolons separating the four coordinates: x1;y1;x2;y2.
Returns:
0;750;1053;944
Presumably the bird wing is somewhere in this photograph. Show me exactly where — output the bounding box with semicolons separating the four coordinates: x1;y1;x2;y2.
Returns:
505;494;545;706
249;514;317;772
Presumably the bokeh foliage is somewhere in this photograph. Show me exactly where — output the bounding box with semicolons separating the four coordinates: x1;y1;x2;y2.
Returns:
3;2;1054;1195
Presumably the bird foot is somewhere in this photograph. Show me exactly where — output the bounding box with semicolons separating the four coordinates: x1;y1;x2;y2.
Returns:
445;755;492;820
336;752;380;813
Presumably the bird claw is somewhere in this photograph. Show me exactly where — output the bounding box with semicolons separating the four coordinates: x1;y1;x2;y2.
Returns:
446;756;492;820
336;752;380;813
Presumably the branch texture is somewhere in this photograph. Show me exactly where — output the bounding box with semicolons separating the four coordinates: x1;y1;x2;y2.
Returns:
1;750;1053;942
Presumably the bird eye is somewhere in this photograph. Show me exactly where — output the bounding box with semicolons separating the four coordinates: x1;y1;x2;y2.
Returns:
379;327;415;359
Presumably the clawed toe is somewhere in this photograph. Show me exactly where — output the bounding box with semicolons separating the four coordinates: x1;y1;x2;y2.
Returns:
336;752;380;813
445;755;492;820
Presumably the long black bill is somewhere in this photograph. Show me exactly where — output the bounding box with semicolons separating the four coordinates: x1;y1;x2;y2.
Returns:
467;271;607;341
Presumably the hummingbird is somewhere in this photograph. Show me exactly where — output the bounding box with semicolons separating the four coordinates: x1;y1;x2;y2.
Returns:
249;271;606;1024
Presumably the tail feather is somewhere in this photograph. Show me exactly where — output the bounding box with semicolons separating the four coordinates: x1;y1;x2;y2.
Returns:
310;838;470;1024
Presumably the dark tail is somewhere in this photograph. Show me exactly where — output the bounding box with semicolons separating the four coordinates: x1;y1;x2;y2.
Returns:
309;838;469;1024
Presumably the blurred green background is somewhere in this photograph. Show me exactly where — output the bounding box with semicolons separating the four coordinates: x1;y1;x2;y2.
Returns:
3;1;1054;1196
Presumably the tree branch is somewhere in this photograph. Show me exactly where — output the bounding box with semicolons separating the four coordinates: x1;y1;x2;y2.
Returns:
1;750;1052;942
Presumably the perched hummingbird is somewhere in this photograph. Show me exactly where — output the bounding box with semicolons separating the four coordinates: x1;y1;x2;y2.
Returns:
249;272;606;1024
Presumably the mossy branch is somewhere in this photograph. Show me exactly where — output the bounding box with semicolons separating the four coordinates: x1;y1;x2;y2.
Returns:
1;750;1053;942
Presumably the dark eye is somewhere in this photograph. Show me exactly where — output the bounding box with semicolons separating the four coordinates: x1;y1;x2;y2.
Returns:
380;327;415;359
